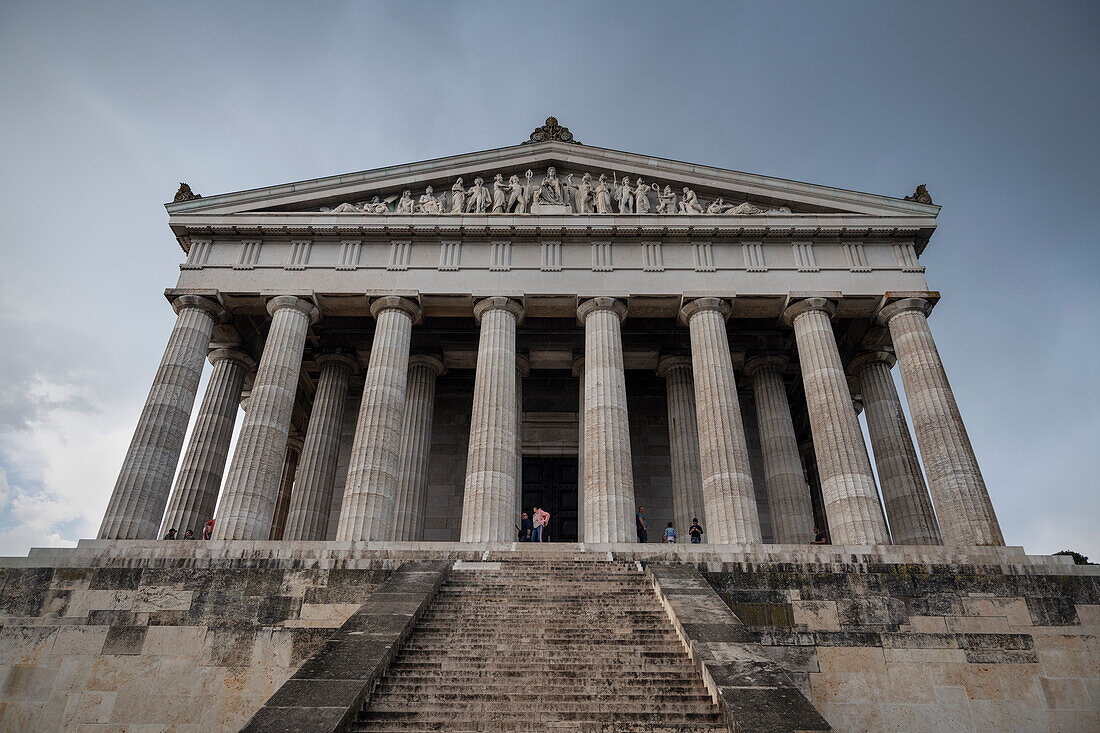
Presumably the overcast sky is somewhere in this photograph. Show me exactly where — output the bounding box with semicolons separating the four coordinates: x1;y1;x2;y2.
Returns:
0;1;1096;558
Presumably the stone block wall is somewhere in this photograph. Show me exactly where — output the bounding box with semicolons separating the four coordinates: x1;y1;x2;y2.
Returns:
0;561;390;730
704;561;1100;731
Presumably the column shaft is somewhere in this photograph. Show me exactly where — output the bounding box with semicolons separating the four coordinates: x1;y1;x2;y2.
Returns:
573;356;585;542
284;354;356;541
514;356;529;531
746;357;815;544
267;438;302;540
460;298;523;542
657;356;706;537
159;348;252;537
879;299;1003;545
336;297;421;541
391;355;444;541
100;296;223;539
681;299;762;543
783;298;889;544
579;298;636;543
212;296;317;540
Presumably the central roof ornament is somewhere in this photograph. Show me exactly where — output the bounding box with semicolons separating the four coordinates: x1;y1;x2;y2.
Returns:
523;116;581;145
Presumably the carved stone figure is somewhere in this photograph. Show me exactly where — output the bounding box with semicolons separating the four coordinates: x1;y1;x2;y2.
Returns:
573;172;594;214
450;178;466;214
173;182;201;202
396;189;415;214
678;188;703;215
506;175;527;213
534;167;567;207
594;174;613;214
727;201;765;215
634;178;651;214
418;186;444;214
491;174;508;214
363;196;388;214
904;184;933;205
657;185;677;214
616;177;634;214
331;202;362;213
465;177;491;214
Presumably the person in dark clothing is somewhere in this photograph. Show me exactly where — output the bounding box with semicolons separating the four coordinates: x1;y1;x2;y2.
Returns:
810;526;828;545
518;512;534;542
163;529;177;540
182;529;195;540
636;506;648;543
689;518;703;544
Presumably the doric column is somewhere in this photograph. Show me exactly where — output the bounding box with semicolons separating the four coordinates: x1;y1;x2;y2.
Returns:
212;295;318;540
460;297;524;542
283;353;357;541
267;435;303;540
656;355;706;538
877;298;1003;545
781;298;889;545
336;297;422;541
99;294;225;539
744;355;815;544
391;354;445;541
679;298;761;544
514;355;530;527
159;346;254;538
578;297;636;543
848;351;942;545
799;439;829;534
572;354;585;541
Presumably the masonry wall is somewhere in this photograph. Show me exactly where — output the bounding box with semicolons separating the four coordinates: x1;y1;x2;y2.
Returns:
704;562;1100;732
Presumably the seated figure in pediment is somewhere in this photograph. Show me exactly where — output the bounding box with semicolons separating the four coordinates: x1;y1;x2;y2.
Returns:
362;196;389;214
678;187;704;214
534;167;567;207
396;189;416;214
657;185;677;214
418;186;444;214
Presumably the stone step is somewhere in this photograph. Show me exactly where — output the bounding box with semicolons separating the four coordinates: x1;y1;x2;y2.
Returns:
357;710;724;724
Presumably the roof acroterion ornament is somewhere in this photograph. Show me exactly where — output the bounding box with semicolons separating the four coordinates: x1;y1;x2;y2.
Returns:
904;184;933;205
523;116;581;145
173;182;202;202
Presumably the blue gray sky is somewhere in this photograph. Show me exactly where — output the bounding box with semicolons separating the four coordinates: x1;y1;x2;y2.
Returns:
0;1;1096;557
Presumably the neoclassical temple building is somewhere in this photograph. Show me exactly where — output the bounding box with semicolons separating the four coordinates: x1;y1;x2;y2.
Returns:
98;117;1002;549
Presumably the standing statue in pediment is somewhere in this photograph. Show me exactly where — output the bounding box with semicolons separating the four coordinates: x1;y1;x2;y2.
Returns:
450;178;466;214
678;188;703;214
594;174;613;214
616;177;634;214
506;174;528;213
396;189;416;214
657;185;677;214
634;179;651;214
418;186;444;214
534;167;567;207
466;177;491;214
491;174;509;214
571;172;594;213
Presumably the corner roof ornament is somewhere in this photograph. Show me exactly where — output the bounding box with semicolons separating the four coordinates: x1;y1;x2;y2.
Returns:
174;182;201;202
904;184;933;205
523;116;581;145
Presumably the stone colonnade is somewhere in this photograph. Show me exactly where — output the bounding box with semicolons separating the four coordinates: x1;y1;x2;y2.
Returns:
99;292;1003;547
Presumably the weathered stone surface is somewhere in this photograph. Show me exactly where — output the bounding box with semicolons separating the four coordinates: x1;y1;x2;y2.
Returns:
391;354;444;541
657;355;707;538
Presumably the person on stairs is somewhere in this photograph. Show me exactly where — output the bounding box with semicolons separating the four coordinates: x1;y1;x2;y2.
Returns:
518;512;533;542
689;518;704;544
532;506;550;542
636;506;648;543
663;522;677;543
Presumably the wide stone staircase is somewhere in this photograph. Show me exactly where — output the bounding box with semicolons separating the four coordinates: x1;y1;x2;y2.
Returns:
353;557;726;732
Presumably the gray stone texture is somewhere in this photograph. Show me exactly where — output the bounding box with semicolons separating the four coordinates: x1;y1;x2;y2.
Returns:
745;355;816;544
460;298;524;542
284;353;357;541
159;346;253;538
784;298;890;545
878;298;1005;546
657;355;707;537
391;355;445;541
848;350;943;545
336;296;421;541
213;295;318;540
268;436;303;540
578;297;637;543
681;298;762;543
99;295;225;539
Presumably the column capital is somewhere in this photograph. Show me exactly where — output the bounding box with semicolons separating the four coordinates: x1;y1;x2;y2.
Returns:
678;297;730;325
207;347;256;371
577;296;627;323
571;354;585;377
408;353;445;376
846;350;896;376
655;354;692;377
370;295;422;324
781;297;836;327
743;354;789;379
267;295;320;324
316;352;361;375
473;296;524;325
876;297;934;326
171;294;227;322
516;353;531;377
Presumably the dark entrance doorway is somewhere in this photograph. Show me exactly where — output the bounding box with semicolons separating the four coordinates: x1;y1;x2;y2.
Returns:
522;456;579;542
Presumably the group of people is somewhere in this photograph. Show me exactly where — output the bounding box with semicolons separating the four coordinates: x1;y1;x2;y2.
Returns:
517;507;550;542
163;519;216;541
634;506;704;544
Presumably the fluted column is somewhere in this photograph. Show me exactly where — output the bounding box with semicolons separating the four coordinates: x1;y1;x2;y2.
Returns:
212;296;318;540
799;439;829;534
460;298;524;542
391;354;445;541
877;298;1003;545
267;436;303;540
744;355;815;544
159;347;254;537
848;351;942;545
514;355;530;527
283;353;357;540
336;297;422;541
656;355;706;538
579;297;636;543
100;295;225;539
572;355;585;541
782;298;889;545
679;298;761;543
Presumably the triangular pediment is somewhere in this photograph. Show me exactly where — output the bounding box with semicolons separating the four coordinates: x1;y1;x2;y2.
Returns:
166;141;939;221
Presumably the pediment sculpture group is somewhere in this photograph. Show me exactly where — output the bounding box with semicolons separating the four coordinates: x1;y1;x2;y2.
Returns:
324;167;791;216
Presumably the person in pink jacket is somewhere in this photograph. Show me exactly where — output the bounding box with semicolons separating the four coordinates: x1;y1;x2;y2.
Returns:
532;506;550;542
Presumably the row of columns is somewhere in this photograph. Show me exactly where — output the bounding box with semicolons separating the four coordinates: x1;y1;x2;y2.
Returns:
99;291;1002;547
